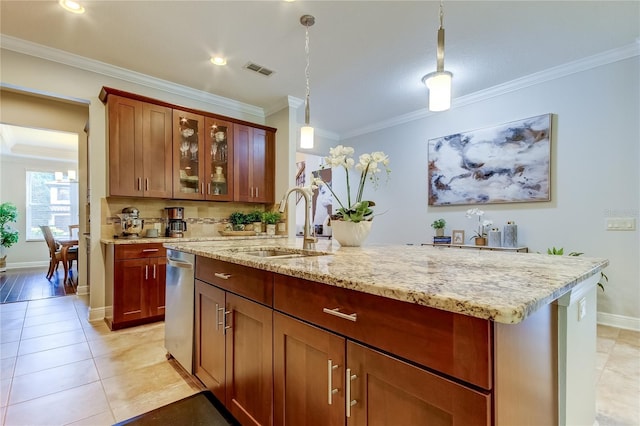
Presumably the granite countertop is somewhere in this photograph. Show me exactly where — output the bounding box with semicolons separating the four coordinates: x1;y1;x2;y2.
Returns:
163;238;608;324
100;235;287;245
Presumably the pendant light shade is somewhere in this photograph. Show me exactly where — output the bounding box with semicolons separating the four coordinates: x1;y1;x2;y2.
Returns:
422;1;453;112
300;14;315;149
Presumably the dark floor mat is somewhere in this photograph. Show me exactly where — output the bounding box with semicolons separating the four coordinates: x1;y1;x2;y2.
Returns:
114;391;240;426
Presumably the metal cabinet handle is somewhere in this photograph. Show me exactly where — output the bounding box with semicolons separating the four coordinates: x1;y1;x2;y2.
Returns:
323;307;357;322
328;360;339;405
255;187;259;198
137;178;141;191
142;248;159;253
215;303;224;331
144;264;148;280
145;178;149;191
224;308;232;331
214;272;232;280
207;183;211;195
153;264;156;279
346;368;357;417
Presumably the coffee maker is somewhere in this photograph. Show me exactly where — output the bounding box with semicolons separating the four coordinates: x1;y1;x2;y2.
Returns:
165;207;187;238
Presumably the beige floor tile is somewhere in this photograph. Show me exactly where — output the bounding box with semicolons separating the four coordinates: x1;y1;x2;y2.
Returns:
81;320;116;341
87;323;163;357
617;329;640;347
66;409;116;426
597;336;617;354
17;329;87;356
0;341;19;360
0;328;22;344
9;358;100;405
0;317;24;333
0;308;26;322
13;341;92;377
4;381;111;426
23;309;79;328
597;367;640;425
1;377;11;408
597;324;621;340
0;302;27;314
93;341;169;379
25;302;75;319
20;317;82;340
0;357;16;381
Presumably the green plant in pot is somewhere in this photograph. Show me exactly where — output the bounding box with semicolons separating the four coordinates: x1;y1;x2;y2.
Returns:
431;218;446;237
0;202;19;272
229;212;247;231
262;211;282;235
246;210;264;233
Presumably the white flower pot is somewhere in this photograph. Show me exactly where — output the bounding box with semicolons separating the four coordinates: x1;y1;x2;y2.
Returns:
331;220;372;247
266;224;276;235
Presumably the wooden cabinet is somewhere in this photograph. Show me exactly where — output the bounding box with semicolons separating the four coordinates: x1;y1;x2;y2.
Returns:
234;124;275;203
173;110;205;200
274;313;490;426
204;117;234;201
195;258;274;426
106;94;172;198
110;244;166;330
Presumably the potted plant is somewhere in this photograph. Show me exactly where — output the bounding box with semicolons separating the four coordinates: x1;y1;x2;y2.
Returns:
431;218;446;237
262;211;282;235
246;210;264;233
0;202;19;272
229;212;247;231
466;208;492;246
313;145;391;246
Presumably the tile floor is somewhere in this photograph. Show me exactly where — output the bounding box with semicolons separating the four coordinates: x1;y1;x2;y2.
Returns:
0;295;202;425
1;294;638;425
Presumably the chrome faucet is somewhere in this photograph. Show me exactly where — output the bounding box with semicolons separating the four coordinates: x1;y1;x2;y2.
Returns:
279;186;317;250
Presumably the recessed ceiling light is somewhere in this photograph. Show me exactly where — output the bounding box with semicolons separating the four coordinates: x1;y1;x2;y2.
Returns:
59;0;85;14
210;57;227;66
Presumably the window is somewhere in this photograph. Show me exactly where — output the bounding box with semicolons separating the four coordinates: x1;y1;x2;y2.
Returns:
26;171;79;240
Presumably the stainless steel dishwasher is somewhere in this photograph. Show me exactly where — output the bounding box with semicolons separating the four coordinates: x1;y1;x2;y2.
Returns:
165;249;195;374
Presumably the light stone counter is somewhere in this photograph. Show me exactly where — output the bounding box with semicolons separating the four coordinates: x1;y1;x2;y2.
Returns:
100;235;286;245
163;238;608;324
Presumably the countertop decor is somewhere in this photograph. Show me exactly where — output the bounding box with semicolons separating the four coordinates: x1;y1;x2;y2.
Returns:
163;238;607;324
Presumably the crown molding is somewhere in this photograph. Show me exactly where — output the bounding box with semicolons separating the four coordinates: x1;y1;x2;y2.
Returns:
343;41;640;139
0;35;264;119
264;95;304;117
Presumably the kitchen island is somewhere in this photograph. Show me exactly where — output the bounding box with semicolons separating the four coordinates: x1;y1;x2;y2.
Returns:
164;238;608;426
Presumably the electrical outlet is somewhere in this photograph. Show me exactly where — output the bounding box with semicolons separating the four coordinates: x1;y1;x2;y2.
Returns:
578;297;587;321
605;217;636;231
154;223;162;231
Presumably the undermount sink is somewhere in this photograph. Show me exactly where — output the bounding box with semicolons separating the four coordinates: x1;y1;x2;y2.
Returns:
239;247;328;260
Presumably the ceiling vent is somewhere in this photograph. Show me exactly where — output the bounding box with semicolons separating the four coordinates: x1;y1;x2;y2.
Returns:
244;62;275;77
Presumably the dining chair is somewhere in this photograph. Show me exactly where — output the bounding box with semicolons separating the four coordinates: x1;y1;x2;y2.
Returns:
40;225;78;281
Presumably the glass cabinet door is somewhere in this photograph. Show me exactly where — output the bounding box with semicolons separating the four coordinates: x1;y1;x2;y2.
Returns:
173;110;204;199
205;117;233;201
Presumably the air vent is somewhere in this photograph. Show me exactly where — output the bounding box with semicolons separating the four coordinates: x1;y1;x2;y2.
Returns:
244;62;275;77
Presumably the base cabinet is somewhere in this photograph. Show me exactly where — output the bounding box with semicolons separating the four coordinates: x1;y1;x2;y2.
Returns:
110;244;166;330
274;313;490;426
195;279;273;426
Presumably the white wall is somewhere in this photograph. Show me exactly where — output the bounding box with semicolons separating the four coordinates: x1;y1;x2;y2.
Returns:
340;57;639;324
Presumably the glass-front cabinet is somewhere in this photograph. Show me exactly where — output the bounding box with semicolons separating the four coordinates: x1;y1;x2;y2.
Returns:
173;110;204;200
204;117;233;201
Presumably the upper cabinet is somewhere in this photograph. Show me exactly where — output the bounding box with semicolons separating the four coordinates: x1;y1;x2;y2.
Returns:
105;94;172;198
101;87;276;203
173;110;205;200
234;124;275;203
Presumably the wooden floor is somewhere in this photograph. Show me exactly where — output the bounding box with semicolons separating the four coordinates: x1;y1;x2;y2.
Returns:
0;266;76;304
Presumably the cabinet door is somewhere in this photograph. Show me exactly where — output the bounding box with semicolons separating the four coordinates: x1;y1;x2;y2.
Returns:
108;95;143;197
347;341;491;426
225;293;273;426
195;280;227;402
142;103;173;198
205;117;234;201
173;110;205;200
148;256;166;317
113;258;147;324
233;125;274;203
274;313;345;426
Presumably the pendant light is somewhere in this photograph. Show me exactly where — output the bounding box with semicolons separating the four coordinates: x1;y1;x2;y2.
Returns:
422;1;453;112
300;14;315;149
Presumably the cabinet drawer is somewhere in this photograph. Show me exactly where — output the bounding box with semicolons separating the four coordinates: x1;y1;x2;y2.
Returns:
274;274;493;390
115;243;166;259
195;257;273;306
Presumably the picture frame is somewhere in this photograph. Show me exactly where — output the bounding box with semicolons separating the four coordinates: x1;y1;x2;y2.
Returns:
452;230;465;245
428;114;552;206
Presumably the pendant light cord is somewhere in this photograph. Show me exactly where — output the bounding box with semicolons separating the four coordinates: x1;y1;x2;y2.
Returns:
304;24;311;125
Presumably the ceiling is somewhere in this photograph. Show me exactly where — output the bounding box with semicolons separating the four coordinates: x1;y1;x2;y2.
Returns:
1;1;638;138
0;123;78;162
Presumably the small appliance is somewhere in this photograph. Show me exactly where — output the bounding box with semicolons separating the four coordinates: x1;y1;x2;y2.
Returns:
117;206;144;238
165;207;187;238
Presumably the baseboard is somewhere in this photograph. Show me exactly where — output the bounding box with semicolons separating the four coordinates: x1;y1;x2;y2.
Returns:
76;285;90;296
6;261;49;269
88;306;107;322
597;312;640;331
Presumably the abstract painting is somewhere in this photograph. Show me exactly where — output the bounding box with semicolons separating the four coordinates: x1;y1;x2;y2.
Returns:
428;114;551;206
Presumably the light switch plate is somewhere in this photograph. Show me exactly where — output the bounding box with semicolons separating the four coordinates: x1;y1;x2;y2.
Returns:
605;217;636;231
578;297;587;321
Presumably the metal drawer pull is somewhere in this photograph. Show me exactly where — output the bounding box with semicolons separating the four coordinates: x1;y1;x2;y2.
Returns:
137;178;141;191
323;307;357;322
215;303;224;331
142;248;159;253
144;265;148;280
346;368;358;417
224;309;232;331
214;272;232;280
153;264;156;279
145;178;149;191
327;360;339;405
